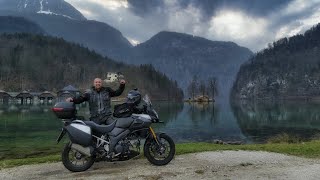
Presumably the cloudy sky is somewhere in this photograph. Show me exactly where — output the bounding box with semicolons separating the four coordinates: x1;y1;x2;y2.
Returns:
65;0;320;52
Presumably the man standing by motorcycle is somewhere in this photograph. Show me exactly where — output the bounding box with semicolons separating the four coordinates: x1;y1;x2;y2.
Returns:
66;78;125;124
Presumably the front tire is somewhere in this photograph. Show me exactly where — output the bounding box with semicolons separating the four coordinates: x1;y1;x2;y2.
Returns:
61;142;95;172
144;133;175;166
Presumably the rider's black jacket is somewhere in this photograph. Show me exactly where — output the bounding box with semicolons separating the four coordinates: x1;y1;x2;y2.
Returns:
72;84;125;121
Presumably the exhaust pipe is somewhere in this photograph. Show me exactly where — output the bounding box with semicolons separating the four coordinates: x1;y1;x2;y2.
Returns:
71;143;92;157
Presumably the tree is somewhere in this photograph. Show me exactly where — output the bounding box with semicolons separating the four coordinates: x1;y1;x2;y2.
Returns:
0;33;184;100
199;80;206;97
187;75;198;99
208;77;218;99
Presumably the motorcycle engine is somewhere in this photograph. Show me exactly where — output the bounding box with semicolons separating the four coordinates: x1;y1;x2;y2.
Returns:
114;139;131;154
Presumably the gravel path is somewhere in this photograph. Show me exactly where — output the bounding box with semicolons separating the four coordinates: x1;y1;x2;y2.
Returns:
1;151;320;180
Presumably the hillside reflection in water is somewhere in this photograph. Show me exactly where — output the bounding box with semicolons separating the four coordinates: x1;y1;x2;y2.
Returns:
1;101;320;159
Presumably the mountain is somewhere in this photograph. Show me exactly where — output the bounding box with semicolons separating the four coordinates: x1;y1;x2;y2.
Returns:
0;0;86;20
0;0;133;60
127;31;253;98
0;16;45;34
23;14;133;60
0;33;183;100
0;1;253;97
231;23;320;100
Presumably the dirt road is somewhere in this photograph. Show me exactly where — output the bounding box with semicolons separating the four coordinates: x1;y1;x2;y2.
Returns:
1;151;320;180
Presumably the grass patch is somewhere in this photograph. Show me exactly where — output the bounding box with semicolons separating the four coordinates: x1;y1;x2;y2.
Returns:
0;155;60;170
267;133;302;144
176;141;320;158
0;138;65;160
2;141;320;169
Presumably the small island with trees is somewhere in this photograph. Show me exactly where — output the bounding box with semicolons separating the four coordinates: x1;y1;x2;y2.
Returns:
185;75;218;103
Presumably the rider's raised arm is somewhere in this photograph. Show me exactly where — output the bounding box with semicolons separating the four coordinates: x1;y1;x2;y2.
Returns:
72;91;90;104
108;83;125;97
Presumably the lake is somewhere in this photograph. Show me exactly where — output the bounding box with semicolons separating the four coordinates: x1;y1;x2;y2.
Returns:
1;100;320;160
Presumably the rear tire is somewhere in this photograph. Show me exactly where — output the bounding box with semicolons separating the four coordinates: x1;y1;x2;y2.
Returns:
144;133;175;166
61;142;95;172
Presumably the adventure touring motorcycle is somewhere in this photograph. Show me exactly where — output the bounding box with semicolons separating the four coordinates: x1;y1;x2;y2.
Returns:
52;89;175;172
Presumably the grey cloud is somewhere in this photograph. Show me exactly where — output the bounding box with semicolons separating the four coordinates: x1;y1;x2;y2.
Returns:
127;0;294;19
66;0;167;44
269;2;319;29
127;0;164;16
66;0;320;52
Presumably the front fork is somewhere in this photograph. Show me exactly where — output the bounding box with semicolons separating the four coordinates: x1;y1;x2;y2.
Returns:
148;127;166;155
149;127;160;145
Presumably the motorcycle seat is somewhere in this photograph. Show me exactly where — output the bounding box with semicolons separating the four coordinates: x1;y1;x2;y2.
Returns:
84;120;116;134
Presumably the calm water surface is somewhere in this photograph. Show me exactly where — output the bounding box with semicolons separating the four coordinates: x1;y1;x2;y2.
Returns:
1;100;320;159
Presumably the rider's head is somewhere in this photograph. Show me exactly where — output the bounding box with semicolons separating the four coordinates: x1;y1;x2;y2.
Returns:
93;78;102;90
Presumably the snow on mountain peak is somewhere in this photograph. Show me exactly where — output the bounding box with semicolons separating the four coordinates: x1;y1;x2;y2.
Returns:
24;0;28;8
12;0;86;20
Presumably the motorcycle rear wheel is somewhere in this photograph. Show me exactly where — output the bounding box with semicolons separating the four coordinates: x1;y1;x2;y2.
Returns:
144;133;175;166
62;142;95;172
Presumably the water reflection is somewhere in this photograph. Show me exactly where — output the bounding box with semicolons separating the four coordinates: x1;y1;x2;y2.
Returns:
155;102;245;143
231;100;320;143
153;102;184;124
0;105;62;160
4;100;320;159
186;102;219;125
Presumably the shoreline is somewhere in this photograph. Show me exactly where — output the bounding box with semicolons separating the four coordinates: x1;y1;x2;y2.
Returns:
231;96;320;102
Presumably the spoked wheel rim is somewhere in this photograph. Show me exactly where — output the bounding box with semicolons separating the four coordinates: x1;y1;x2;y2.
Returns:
149;138;172;160
62;143;95;172
67;148;91;167
145;133;175;165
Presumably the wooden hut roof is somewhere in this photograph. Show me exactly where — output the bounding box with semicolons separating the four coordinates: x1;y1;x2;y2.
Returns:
61;85;79;92
16;91;33;98
0;90;11;98
61;91;72;95
39;91;56;98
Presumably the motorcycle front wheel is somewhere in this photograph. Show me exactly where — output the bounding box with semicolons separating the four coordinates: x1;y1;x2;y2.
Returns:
144;133;175;166
61;142;95;172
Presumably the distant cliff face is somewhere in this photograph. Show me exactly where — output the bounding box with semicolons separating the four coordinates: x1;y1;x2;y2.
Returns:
231;23;320;100
127;31;253;98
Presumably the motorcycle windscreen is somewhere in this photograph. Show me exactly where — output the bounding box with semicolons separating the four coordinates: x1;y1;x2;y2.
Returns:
65;123;92;146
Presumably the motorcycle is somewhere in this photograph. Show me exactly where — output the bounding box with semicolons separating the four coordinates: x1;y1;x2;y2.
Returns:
52;90;175;172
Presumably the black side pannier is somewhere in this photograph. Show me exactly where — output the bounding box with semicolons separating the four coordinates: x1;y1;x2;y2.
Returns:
113;103;133;118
